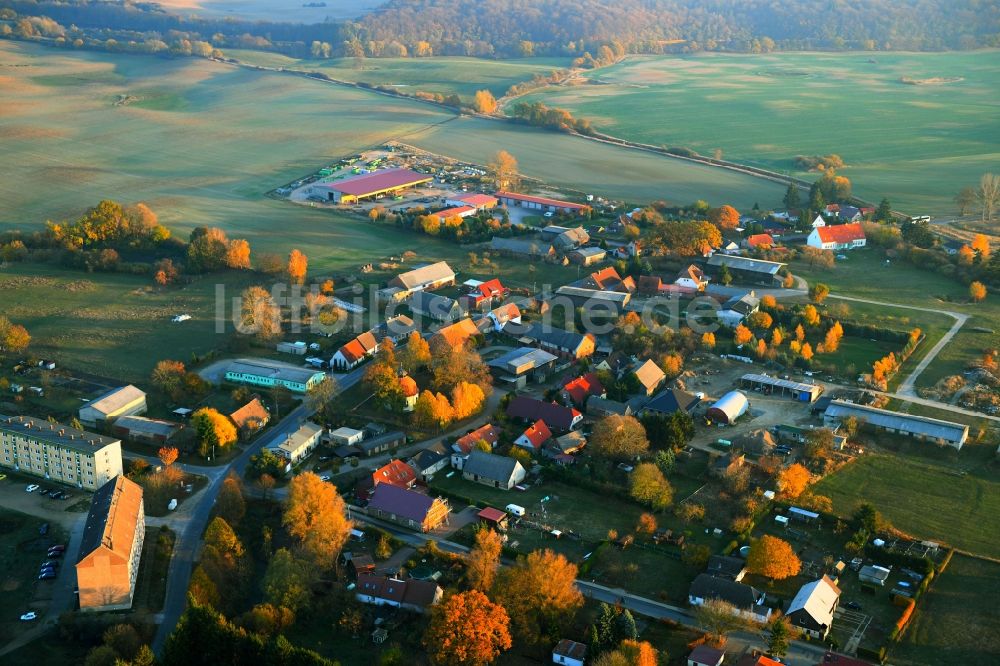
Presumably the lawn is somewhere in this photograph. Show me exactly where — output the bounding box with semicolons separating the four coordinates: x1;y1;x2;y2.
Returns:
892;554;1000;666
521;50;1000;215
812;454;1000;559
225;51;571;99
0;263;259;383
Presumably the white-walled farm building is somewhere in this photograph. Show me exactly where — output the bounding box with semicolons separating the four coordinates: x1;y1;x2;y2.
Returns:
706;391;749;424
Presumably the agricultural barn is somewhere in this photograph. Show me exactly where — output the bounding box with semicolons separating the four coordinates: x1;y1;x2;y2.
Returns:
553;285;629;312
739;373;822;402
568;247;607;266
706;391;750;424
490;237;555;259
314;168;432;204
495;191;587;214
79;385;147;428
430;205;477;222
822;400;968;450
706;254;786;285
389;261;457;295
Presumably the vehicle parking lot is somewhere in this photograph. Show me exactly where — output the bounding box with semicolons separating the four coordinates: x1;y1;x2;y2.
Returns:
0;473;87;531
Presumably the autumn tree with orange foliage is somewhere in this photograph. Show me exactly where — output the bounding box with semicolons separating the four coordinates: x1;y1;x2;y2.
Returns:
701;332;716;349
734;324;753;346
871;352;900;388
636;513;658;535
191;407;237;457
283;472;352;569
760;294;777;309
466;528;502;592
800;342;814;361
746;311;773;330
0;317;30;354
746;535;801;580
287;248;308;285
225;238;251;270
424;590;512;666
957;245;976;266
708;205;740;230
495;549;583;643
755;339;768;358
823;321;844;353
801;304;820;326
473;89;499;114
414;390;454;429
451;381;486;420
157;446;178;467
795;324;806;341
771;327;784;347
971;234;991;260
778;463;811;499
619;640;659;666
970;281;987;302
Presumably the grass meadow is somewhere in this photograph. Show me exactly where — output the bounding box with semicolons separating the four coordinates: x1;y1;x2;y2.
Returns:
521;50;1000;215
0;40;785;255
892;554;1000;666
788;249;1000;389
225;50;571;99
812;454;1000;559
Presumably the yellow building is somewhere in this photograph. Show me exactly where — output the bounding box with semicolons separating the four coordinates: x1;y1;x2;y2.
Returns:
0;415;124;490
76;476;145;612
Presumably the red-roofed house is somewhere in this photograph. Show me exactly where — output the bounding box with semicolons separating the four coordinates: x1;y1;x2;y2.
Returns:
372;459;417;491
563;373;605;406
399;375;419;412
453;423;499;454
807;223;867;250
746;233;776;249
356;573;443;612
462;278;509;310
675;265;709;292
515;419;552;451
484;303;522;332
331;330;380;370
587;267;636;294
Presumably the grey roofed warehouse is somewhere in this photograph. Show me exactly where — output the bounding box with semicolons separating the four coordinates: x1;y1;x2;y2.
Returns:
822;399;968;449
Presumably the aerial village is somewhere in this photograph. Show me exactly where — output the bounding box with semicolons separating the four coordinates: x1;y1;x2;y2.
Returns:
0;141;987;666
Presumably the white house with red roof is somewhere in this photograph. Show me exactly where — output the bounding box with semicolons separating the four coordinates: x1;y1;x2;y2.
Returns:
453;423;499;454
515;419;552;451
446;193;498;210
807;223;867;251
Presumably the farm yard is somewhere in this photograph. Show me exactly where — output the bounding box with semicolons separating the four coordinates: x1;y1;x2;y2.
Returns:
813;454;1000;560
520;50;1000;215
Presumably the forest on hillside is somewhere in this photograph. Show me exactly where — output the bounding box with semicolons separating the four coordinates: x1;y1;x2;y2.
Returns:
1;0;998;59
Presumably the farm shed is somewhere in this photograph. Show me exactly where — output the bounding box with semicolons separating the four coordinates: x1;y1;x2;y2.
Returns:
111;416;182;445
496;191;587;214
568;247;607;266
313;168;432;204
706;254;785;285
706;391;749;424
740;373;823;402
822;399;968;450
79;385;147;428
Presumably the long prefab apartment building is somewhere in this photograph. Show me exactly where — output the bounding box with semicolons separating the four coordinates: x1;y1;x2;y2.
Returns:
76;475;145;612
0;414;124;490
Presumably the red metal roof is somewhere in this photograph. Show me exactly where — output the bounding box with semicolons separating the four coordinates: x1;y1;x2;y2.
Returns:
496;191;586;210
563;373;604;405
325;168;431;196
815;223;865;244
432;205;476;220
477;506;507;522
457;193;498;207
372;459;417;489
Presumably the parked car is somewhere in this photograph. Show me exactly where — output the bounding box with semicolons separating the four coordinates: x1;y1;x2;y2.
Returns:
46;550;63;559
48;544;66;552
319;475;331;482
38;572;56;581
39;523;49;535
25;484;39;493
41;560;59;569
39;489;50;496
845;601;862;611
20;612;38;621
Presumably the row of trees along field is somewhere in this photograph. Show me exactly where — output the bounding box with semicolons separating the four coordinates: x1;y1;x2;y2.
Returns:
3;0;998;62
0;200;317;288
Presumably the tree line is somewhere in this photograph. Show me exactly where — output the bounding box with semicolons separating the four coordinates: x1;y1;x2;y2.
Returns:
3;0;997;64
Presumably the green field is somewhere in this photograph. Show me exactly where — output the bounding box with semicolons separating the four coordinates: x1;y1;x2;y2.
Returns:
789;250;1000;388
813;454;1000;559
226;50;571;99
892;554;1000;666
521;50;1000;215
0;41;785;251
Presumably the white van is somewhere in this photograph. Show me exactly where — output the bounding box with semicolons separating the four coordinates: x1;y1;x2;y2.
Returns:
505;504;526;518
